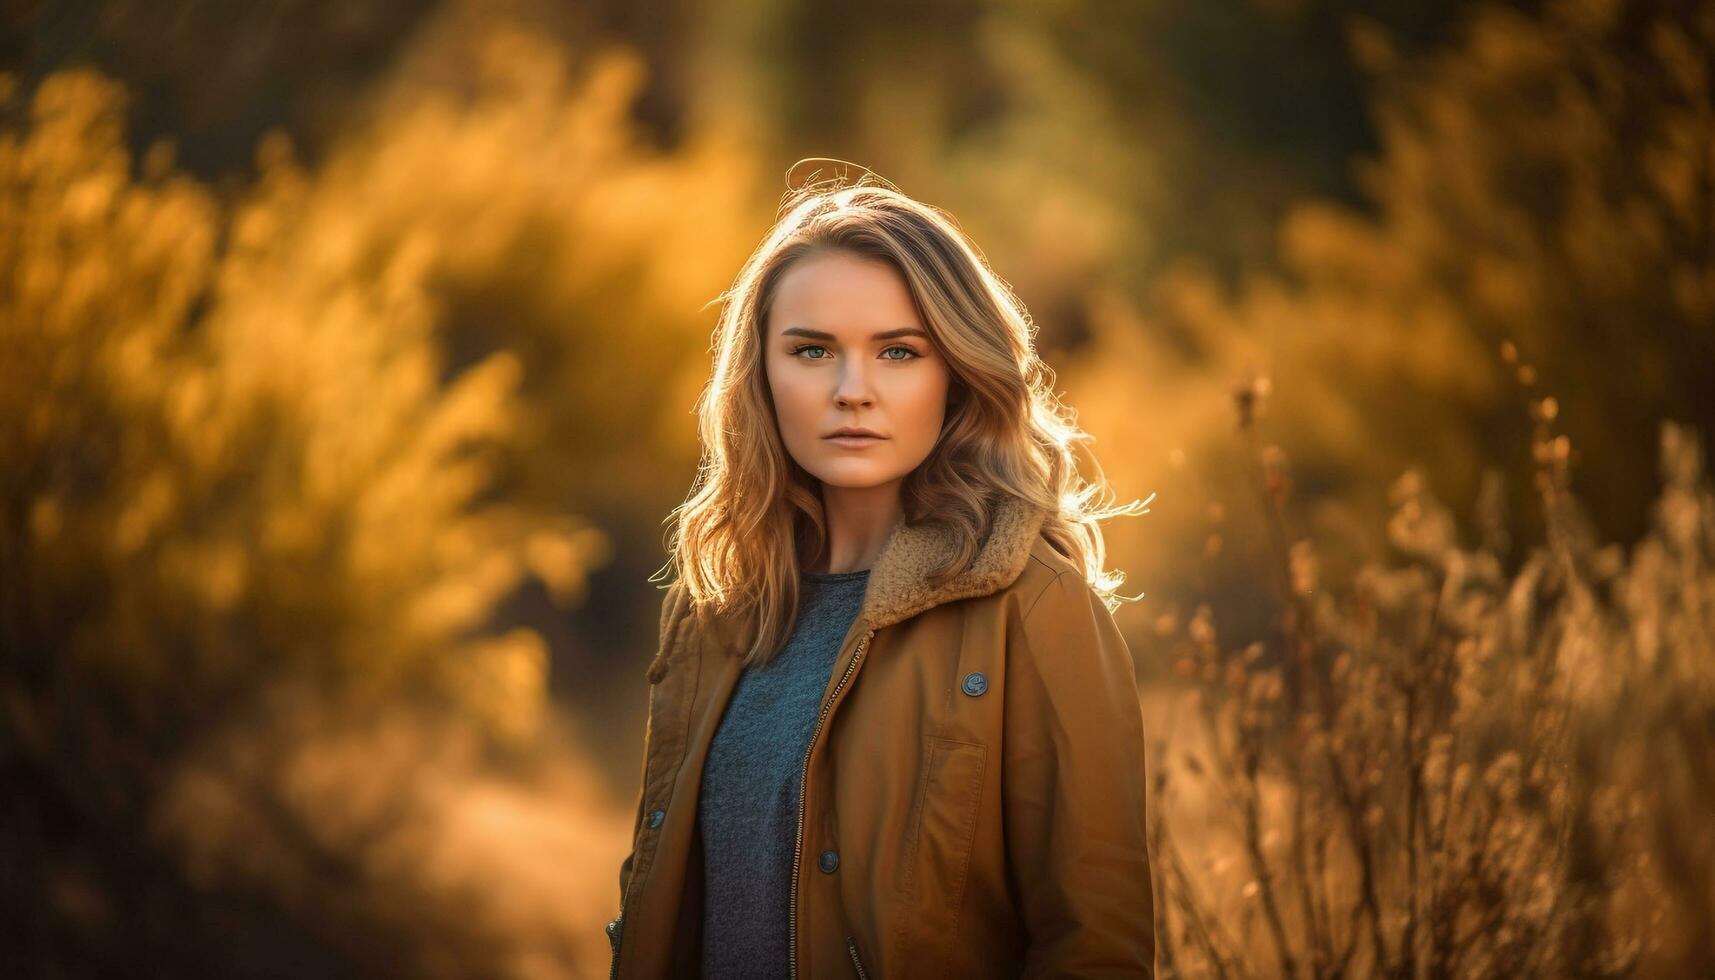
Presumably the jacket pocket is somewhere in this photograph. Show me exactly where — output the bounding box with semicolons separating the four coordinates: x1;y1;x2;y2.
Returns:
895;734;988;912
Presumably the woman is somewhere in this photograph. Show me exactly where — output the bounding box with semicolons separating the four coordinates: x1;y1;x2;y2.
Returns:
606;174;1156;979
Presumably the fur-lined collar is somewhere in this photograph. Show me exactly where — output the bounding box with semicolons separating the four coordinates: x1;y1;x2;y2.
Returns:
649;496;1050;681
858;494;1050;633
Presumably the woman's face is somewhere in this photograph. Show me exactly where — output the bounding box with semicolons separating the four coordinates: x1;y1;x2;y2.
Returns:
764;250;952;495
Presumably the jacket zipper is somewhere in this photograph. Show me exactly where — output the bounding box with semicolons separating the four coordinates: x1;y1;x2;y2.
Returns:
845;935;871;979
607;913;623;980
787;627;875;980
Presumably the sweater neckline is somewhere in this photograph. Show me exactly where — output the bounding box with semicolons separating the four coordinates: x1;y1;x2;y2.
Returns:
803;567;871;582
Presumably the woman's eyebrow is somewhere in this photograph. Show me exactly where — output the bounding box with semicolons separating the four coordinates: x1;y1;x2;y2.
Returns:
780;326;929;341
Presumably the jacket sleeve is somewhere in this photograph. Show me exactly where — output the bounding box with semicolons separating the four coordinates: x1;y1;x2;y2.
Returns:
1003;570;1157;978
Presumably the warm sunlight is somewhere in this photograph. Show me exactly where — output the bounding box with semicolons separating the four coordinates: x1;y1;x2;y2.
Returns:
3;2;1711;977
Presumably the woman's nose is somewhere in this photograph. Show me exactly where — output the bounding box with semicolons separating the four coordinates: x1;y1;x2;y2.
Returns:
834;367;874;407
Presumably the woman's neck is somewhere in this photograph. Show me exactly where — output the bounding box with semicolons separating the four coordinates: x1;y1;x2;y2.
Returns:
812;482;904;573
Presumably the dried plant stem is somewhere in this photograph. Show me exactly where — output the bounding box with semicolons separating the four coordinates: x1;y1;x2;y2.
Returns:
1238;743;1298;980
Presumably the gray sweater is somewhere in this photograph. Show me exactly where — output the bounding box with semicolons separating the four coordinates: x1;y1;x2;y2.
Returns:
698;568;870;979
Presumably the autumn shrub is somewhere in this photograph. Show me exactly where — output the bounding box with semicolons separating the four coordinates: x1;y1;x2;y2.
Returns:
0;27;729;970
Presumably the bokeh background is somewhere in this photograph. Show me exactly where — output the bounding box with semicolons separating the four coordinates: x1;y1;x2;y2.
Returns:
3;0;1711;976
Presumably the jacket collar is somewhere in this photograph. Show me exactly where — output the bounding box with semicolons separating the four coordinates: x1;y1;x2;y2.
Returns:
857;494;1050;633
665;495;1050;676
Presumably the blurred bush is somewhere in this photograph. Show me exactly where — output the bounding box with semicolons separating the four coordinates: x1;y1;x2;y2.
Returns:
0;12;763;972
1063;0;1715;650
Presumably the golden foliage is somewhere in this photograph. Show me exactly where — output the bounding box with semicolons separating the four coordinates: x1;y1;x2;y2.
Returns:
1;19;766;971
1065;1;1715;611
0;64;559;733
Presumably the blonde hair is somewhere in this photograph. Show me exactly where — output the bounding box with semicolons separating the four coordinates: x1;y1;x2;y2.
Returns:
659;171;1149;668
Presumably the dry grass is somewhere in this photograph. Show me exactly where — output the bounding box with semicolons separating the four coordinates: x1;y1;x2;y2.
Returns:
1148;353;1713;979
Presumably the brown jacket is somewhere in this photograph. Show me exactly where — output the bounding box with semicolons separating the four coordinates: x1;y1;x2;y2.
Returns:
606;497;1156;978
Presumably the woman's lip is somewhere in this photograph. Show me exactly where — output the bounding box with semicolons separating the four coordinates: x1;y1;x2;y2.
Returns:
826;434;885;446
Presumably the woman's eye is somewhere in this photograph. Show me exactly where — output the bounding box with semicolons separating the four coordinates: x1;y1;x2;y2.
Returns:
789;344;921;361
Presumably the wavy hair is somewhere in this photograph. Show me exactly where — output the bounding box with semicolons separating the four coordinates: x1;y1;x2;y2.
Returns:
658;171;1150;668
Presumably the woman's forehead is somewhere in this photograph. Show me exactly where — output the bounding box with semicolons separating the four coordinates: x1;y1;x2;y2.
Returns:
770;253;921;335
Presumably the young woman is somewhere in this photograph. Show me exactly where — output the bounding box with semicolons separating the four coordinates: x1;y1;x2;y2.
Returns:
606;175;1156;978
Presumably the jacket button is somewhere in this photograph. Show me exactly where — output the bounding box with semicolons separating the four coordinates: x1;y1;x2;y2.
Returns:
818;848;840;874
961;671;988;697
648;808;665;828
